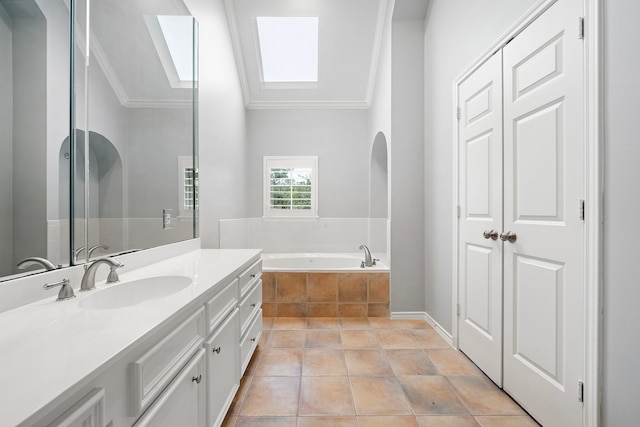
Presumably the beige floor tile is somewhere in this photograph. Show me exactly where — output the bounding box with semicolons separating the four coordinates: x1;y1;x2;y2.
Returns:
475;416;540;427
239;377;300;416
376;329;419;349
402;319;432;329
411;329;451;349
244;346;262;376
426;349;481;375
350;376;413;415
367;317;402;328
268;330;306;348
299;376;355;415
341;329;380;348
416;416;481;427
398;376;469;415
262;317;275;330
234;417;297;426
259;330;271;347
305;329;342;348
273;317;307;330
386;349;439;375
447;376;525;416
357;416;420;427
307;317;340;329
344;349;394;376
339;317;371;329
228;375;253;415
297;416;357;427
255;349;303;376
221;414;236;427
302;349;348;376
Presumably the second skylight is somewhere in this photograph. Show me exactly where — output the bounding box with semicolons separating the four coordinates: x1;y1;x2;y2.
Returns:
256;17;319;83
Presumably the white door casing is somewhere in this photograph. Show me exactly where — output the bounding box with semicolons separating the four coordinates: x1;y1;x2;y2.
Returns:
502;0;585;426
457;51;504;386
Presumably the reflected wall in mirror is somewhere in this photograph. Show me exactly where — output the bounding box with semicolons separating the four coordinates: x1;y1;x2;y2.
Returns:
0;0;71;280
72;0;199;264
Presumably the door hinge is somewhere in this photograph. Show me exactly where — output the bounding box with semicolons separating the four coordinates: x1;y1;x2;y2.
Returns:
456;206;461;218
456;107;461;120
578;17;585;40
578;380;584;402
456;303;461;316
579;199;585;221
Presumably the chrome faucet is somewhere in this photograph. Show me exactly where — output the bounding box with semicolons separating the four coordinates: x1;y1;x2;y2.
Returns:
17;257;58;271
359;245;378;268
80;257;124;291
88;244;110;260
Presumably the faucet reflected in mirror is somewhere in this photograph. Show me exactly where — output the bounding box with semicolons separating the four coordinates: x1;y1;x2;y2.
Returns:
16;257;58;272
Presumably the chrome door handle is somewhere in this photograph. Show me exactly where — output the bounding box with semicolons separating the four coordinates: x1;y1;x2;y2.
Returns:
483;229;499;240
499;231;517;243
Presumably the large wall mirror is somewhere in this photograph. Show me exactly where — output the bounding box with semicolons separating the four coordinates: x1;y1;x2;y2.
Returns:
0;0;198;282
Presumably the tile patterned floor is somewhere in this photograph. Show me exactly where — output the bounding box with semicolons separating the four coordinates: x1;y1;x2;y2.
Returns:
222;317;540;427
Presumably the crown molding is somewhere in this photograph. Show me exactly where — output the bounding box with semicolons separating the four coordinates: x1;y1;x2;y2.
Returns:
246;100;371;110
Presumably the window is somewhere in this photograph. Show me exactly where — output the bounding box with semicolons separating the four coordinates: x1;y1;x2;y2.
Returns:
264;156;318;217
256;17;319;84
178;156;198;217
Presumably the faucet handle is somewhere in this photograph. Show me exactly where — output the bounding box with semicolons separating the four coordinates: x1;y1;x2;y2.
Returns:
372;258;380;266
106;262;124;284
43;278;76;301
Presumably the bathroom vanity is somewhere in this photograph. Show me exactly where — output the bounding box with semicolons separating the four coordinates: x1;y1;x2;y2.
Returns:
0;249;262;427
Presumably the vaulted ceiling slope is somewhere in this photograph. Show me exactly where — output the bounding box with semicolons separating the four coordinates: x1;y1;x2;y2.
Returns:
225;0;388;109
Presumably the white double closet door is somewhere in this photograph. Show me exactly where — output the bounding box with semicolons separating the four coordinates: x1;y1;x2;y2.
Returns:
457;1;584;426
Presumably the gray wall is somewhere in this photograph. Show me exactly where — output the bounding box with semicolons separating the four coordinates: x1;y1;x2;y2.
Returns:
0;4;13;276
423;0;538;331
390;16;426;313
184;0;249;248
602;0;640;424
246;109;370;218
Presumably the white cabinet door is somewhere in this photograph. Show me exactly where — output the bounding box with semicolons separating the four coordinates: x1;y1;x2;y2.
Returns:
134;349;206;427
205;309;240;427
502;0;585;425
457;51;504;386
49;389;105;427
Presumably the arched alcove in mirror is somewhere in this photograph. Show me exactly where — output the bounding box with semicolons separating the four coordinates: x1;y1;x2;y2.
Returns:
369;131;389;256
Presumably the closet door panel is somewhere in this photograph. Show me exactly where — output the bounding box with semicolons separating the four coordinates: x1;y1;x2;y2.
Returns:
502;1;585;426
457;51;503;386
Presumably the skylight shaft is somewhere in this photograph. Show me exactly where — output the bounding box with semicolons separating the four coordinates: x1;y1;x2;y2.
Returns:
256;17;319;83
157;15;194;82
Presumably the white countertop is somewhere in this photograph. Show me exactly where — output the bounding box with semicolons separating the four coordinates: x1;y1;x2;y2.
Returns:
0;249;261;427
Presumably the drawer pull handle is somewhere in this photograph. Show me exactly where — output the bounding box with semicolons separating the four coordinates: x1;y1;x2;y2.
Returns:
212;346;221;354
192;375;202;384
250;303;257;308
250;274;256;278
251;337;257;342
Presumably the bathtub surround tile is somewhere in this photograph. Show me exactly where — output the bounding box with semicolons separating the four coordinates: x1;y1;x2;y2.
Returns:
239;376;300;416
277;303;307;317
386;349;439;375
350;376;412;415
255;349;303;376
307;303;338;317
368;273;390;302
447;376;526;416
398;375;470;415
268;330;306;348
299;376;355;415
307;317;340;329
340;329;380;348
277;273;307;302
307;273;338;302
416;416;481;427
305;329;342;348
262;303;277;317
302;349;348;376
338;303;368;317
368;303;390;317
337;273;368;302
357;416;421;427
344;349;394;376
262;273;276;302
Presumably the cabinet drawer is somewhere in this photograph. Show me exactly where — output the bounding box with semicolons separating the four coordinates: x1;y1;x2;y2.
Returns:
239;280;262;336
134;349;206;427
239;309;262;374
205;278;239;334
238;259;261;298
131;308;206;416
205;309;240;427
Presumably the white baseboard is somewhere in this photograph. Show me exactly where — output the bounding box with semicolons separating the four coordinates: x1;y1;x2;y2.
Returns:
391;311;453;347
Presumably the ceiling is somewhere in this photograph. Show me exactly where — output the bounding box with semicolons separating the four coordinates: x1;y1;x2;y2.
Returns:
224;0;388;109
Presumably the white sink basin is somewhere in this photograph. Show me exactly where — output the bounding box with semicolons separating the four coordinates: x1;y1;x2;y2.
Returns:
79;276;192;310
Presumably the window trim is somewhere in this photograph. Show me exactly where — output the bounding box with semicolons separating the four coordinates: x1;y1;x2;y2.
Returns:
263;156;318;218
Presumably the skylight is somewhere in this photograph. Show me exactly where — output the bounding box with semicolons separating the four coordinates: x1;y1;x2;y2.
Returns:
145;15;195;88
256;17;318;83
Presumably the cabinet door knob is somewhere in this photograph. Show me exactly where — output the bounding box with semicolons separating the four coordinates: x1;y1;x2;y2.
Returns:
250;303;256;308
251;337;256;342
250;274;256;278
191;374;202;384
212;346;221;354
